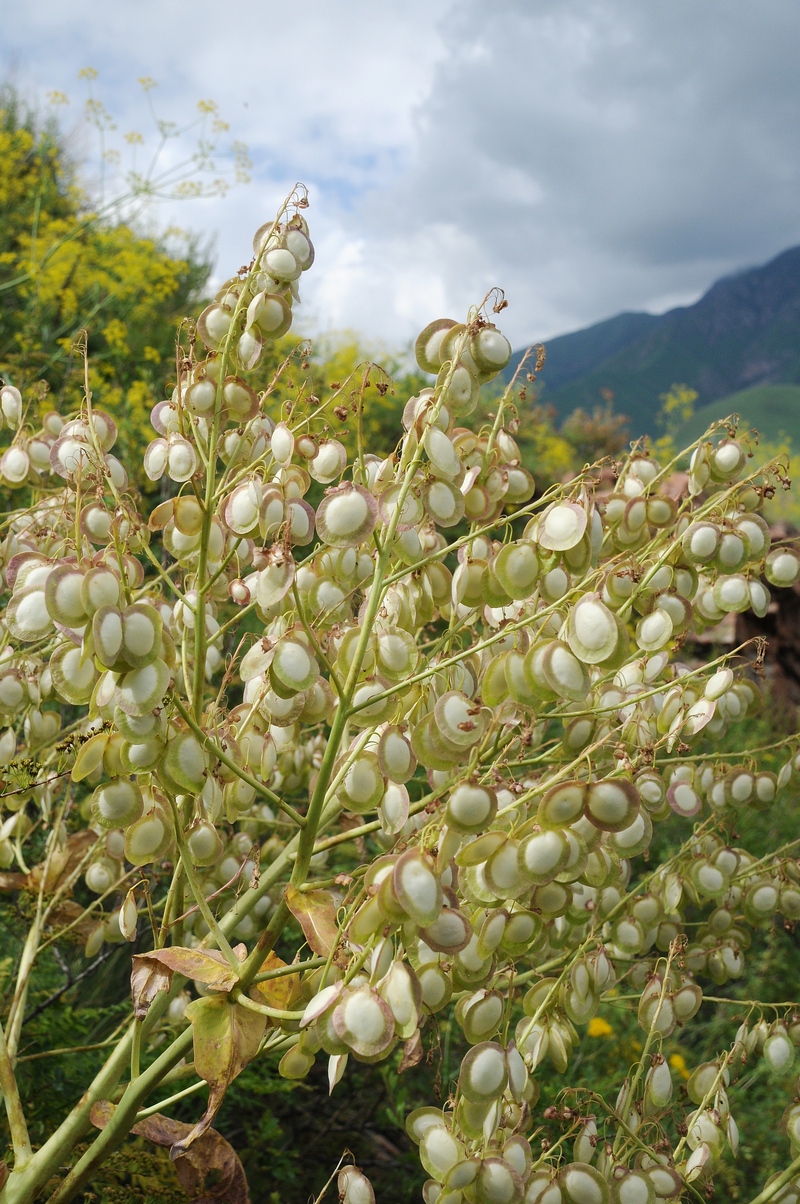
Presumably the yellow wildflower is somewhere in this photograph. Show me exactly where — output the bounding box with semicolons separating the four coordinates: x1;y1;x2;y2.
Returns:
670;1054;691;1080
588;1017;613;1038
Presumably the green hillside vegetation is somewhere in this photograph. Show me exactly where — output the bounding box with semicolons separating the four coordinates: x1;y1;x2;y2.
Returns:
509;246;800;439
674;383;800;448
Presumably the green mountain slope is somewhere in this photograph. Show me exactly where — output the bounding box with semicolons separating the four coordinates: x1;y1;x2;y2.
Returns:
511;246;800;438
505;311;658;393
674;384;800;448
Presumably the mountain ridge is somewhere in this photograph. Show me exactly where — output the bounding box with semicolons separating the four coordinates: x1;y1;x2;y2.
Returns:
507;245;800;438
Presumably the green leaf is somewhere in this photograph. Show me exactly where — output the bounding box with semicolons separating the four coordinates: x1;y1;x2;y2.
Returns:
285;884;340;958
173;995;266;1156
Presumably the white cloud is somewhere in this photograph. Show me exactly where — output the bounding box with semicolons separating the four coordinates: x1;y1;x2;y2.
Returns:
4;0;800;351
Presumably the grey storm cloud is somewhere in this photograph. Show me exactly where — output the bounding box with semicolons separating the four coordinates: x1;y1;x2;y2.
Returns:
3;0;799;347
342;0;800;344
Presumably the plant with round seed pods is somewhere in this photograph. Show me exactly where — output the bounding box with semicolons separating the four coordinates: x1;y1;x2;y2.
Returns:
1;191;800;1204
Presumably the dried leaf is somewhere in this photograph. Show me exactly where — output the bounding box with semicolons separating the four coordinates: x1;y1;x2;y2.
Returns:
172;995;266;1156
131;958;172;1020
48;899;103;943
91;1101;249;1202
250;952;301;1016
133;947;239;992
285;884;340;958
398;1029;424;1074
0;1160;8;1190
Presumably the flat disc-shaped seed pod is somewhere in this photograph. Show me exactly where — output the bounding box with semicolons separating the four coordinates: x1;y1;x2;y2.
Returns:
765;546;800;588
646;494;677;528
715;529;750;574
309;439;347;484
332;986;395;1061
484;839;527;900
609;809;653;858
119;603;162;670
585;779;640;832
559;1162;610;1204
1;444;30;485
405;1106;447;1145
470;324;512;374
375;626;419;680
270;637;318;697
113;658;169;717
419;907;472;955
377;961;421;1039
165;436;197;483
49;642;98;705
481;653;510;707
566;595;619;664
522;641;559;701
635;608;673;652
423;477;465;528
91;778;144;830
377;725;416;783
419;1123;464;1181
393;850;442;927
503;465;535;505
337;1167;375;1204
45;564;87;627
339;751;385;814
612;1170;656;1204
446;782;498;835
186;819;223;867
92;606;124;669
378;484;425;533
500;910;544;956
247;289;292;338
124;806;172;866
317;483;377;547
542;640;590;702
410;714;461;772
256;548;295;609
475;910;508;959
349;675;396;728
119;737;165;775
681;520;720;565
660;780;698;818
645;1166;682;1200
459;1042;508;1104
539;502;588;552
436;360;480;416
455;830;506;868
709;437;746;482
537;781;587;829
81;567;120;614
474;1157;524;1204
223;481;263;536
163;730;208;792
517;829;570;886
434;690;487;748
415;319;457;373
653;592;692;635
196;302;233;349
417;964;453;1012
493;540;539;600
378;781;409;834
458;990;505;1045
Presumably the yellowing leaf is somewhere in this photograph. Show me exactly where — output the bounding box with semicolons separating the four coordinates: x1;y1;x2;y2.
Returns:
285;885;340;959
132;947;239;993
173;995;266;1156
250;952;301;1016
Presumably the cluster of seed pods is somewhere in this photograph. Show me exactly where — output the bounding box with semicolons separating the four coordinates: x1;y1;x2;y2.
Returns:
2;193;800;1202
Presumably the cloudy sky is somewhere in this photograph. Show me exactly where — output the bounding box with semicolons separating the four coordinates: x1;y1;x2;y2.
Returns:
4;0;800;350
